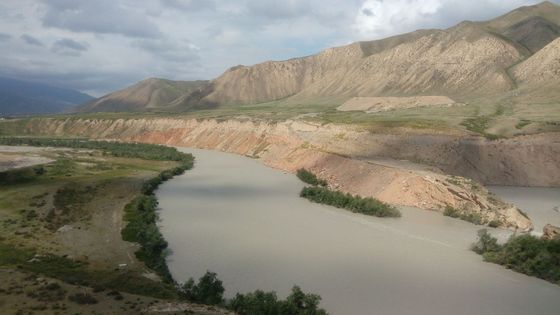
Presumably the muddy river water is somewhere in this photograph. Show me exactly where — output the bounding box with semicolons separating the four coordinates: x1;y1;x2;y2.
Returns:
157;148;560;315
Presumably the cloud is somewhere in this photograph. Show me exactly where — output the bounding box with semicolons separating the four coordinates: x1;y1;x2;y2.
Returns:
0;0;559;96
160;0;214;11
132;37;200;63
353;0;553;39
246;0;311;20
41;0;162;38
20;34;44;47
51;38;89;56
0;33;11;41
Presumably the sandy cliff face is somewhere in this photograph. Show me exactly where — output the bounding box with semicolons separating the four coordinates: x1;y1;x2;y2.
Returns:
12;117;547;231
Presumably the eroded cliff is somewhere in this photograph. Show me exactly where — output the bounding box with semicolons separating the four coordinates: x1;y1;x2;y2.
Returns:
5;116;553;231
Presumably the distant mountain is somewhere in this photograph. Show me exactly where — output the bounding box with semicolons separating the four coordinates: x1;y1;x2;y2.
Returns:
81;1;560;113
0;77;93;116
79;78;209;112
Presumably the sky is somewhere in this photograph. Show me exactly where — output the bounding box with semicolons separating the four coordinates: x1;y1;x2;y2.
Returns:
0;0;558;96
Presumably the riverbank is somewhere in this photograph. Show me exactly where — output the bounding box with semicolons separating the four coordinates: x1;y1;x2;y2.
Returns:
0;117;547;231
0;142;230;315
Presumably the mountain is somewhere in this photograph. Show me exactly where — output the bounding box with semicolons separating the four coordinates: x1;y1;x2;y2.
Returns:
197;1;560;107
79;78;208;112
81;1;560;113
0;77;93;116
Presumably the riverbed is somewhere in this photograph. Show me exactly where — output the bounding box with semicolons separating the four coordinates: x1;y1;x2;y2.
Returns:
157;148;560;315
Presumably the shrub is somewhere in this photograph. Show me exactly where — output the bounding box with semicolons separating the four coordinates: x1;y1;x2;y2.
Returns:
300;186;400;217
296;168;327;186
472;230;560;284
230;285;328;315
181;271;225;305
69;293;98;305
443;205;485;226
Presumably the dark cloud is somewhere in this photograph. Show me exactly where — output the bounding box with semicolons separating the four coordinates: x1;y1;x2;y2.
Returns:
0;33;11;41
246;1;311;20
41;0;162;38
160;0;214;11
20;34;44;47
362;8;374;17
132;38;200;63
51;38;89;56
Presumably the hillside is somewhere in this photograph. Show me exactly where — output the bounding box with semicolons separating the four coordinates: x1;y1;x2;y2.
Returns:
79;78;208;112
199;1;560;106
0;77;93;116
80;1;560;113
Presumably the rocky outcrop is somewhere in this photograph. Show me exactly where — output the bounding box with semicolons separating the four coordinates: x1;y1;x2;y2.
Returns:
543;224;560;240
5;117;540;231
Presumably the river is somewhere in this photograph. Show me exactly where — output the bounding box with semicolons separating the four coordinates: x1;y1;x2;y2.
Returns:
157;148;560;315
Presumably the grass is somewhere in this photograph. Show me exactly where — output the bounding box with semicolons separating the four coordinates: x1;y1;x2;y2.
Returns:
0;139;196;301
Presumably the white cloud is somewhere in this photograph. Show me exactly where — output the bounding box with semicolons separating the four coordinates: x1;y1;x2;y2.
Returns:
353;0;552;39
354;0;442;39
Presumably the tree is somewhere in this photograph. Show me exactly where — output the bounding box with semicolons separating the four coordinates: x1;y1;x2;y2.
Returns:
181;271;225;305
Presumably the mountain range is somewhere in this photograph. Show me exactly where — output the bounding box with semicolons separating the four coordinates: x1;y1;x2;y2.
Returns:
0;77;93;116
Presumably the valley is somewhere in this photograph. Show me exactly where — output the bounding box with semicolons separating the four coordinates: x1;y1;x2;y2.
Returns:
1;1;559;314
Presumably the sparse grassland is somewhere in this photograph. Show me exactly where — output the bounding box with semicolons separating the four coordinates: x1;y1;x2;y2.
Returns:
0;139;193;309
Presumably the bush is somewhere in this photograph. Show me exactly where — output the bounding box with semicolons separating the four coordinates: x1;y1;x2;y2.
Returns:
300;186;400;217
230;285;328;315
121;195;172;283
472;230;560;284
181;271;225;305
443;205;485;226
69;293;98;305
296;168;327;186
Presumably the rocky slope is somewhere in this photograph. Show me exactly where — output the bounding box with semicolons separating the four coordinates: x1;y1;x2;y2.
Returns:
6;116;544;231
513;37;560;86
79;78;208;112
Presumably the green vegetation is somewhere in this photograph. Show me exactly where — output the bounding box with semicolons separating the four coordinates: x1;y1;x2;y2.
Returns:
121;195;173;283
0;137;191;163
180;271;329;314
472;230;560;284
515;119;531;130
300;186;400;217
443;205;484;225
68;293;98;305
296;168;399;217
181;271;225;305
0;165;46;185
461;116;502;140
231;286;328;315
296;168;327;186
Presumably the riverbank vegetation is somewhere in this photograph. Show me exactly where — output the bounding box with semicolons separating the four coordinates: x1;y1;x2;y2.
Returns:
1;139;330;314
472;230;560;284
296;168;400;217
182;271;329;314
296;168;327;186
0;139;193;301
300;186;401;217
